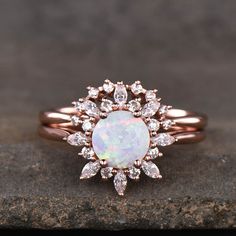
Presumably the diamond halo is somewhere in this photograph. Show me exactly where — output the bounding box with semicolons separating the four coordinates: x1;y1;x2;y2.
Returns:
67;80;176;195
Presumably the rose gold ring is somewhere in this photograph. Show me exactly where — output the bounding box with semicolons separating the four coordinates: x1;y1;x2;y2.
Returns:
39;80;207;195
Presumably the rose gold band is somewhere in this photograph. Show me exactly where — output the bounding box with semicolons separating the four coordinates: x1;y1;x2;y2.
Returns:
38;107;207;144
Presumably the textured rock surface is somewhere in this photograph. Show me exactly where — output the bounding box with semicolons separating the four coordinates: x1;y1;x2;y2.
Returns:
0;0;236;229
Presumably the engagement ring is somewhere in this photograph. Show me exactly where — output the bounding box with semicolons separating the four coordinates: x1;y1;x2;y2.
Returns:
39;80;207;195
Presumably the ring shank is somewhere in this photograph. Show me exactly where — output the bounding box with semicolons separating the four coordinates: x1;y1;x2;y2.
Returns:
39;107;207;144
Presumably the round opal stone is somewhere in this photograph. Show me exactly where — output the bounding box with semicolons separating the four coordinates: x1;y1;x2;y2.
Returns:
92;111;150;168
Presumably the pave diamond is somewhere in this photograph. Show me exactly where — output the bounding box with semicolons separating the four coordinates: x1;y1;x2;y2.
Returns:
88;87;99;99
83;100;99;117
82;120;94;131
128;100;141;112
80;161;101;179
145;90;156;101
147;119;160;131
152;133;175;146
101;167;113;179
131;81;144;95
142;161;161;178
81;147;95;160
114;84;128;105
128;166;141;179
113;170;127;196
71;115;80;126
100;100;113;112
141;100;160;117
103;80;114;93
67;132;88;146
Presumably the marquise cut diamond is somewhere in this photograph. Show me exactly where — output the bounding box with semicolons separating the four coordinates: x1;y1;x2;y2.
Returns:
142;161;161;178
67;132;88;146
142;100;160;117
80;161;101;179
83;100;99;117
114;84;128;105
152;133;175;146
114;170;127;195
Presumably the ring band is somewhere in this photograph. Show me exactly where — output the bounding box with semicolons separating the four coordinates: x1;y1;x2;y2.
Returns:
39;108;207;144
38;80;207;195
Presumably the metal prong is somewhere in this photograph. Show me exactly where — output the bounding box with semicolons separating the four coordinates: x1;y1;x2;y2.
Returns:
144;155;151;161
112;168;118;175
134;160;142;168
133;111;142;117
150;143;157;148
117;81;124;85
100;112;108;119
104;79;111;83
158;152;163;157
100;160;108;168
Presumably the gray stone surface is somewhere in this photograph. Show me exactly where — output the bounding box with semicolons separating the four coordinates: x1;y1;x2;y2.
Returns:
0;0;236;229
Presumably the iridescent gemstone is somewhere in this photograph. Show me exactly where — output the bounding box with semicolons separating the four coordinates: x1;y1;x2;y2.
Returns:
92;111;150;168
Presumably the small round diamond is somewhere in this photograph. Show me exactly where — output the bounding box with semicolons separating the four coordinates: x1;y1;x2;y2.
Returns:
100;100;113;112
81;147;95;160
162;119;173;130
159;105;169;115
145;90;156;101
147;147;159;159
71;115;80;126
88;87;99;99
131;82;144;95
101;167;113;179
74;101;84;111
82;120;95;131
128;166;141;179
128;100;141;112
147;119;160;131
103;81;114;93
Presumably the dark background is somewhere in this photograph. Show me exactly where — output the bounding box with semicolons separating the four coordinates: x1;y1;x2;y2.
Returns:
0;0;235;230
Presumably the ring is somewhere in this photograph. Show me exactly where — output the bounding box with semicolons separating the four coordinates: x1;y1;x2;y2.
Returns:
39;80;207;196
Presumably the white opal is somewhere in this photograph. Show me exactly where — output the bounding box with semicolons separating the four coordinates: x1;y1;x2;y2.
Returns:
92;111;150;168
